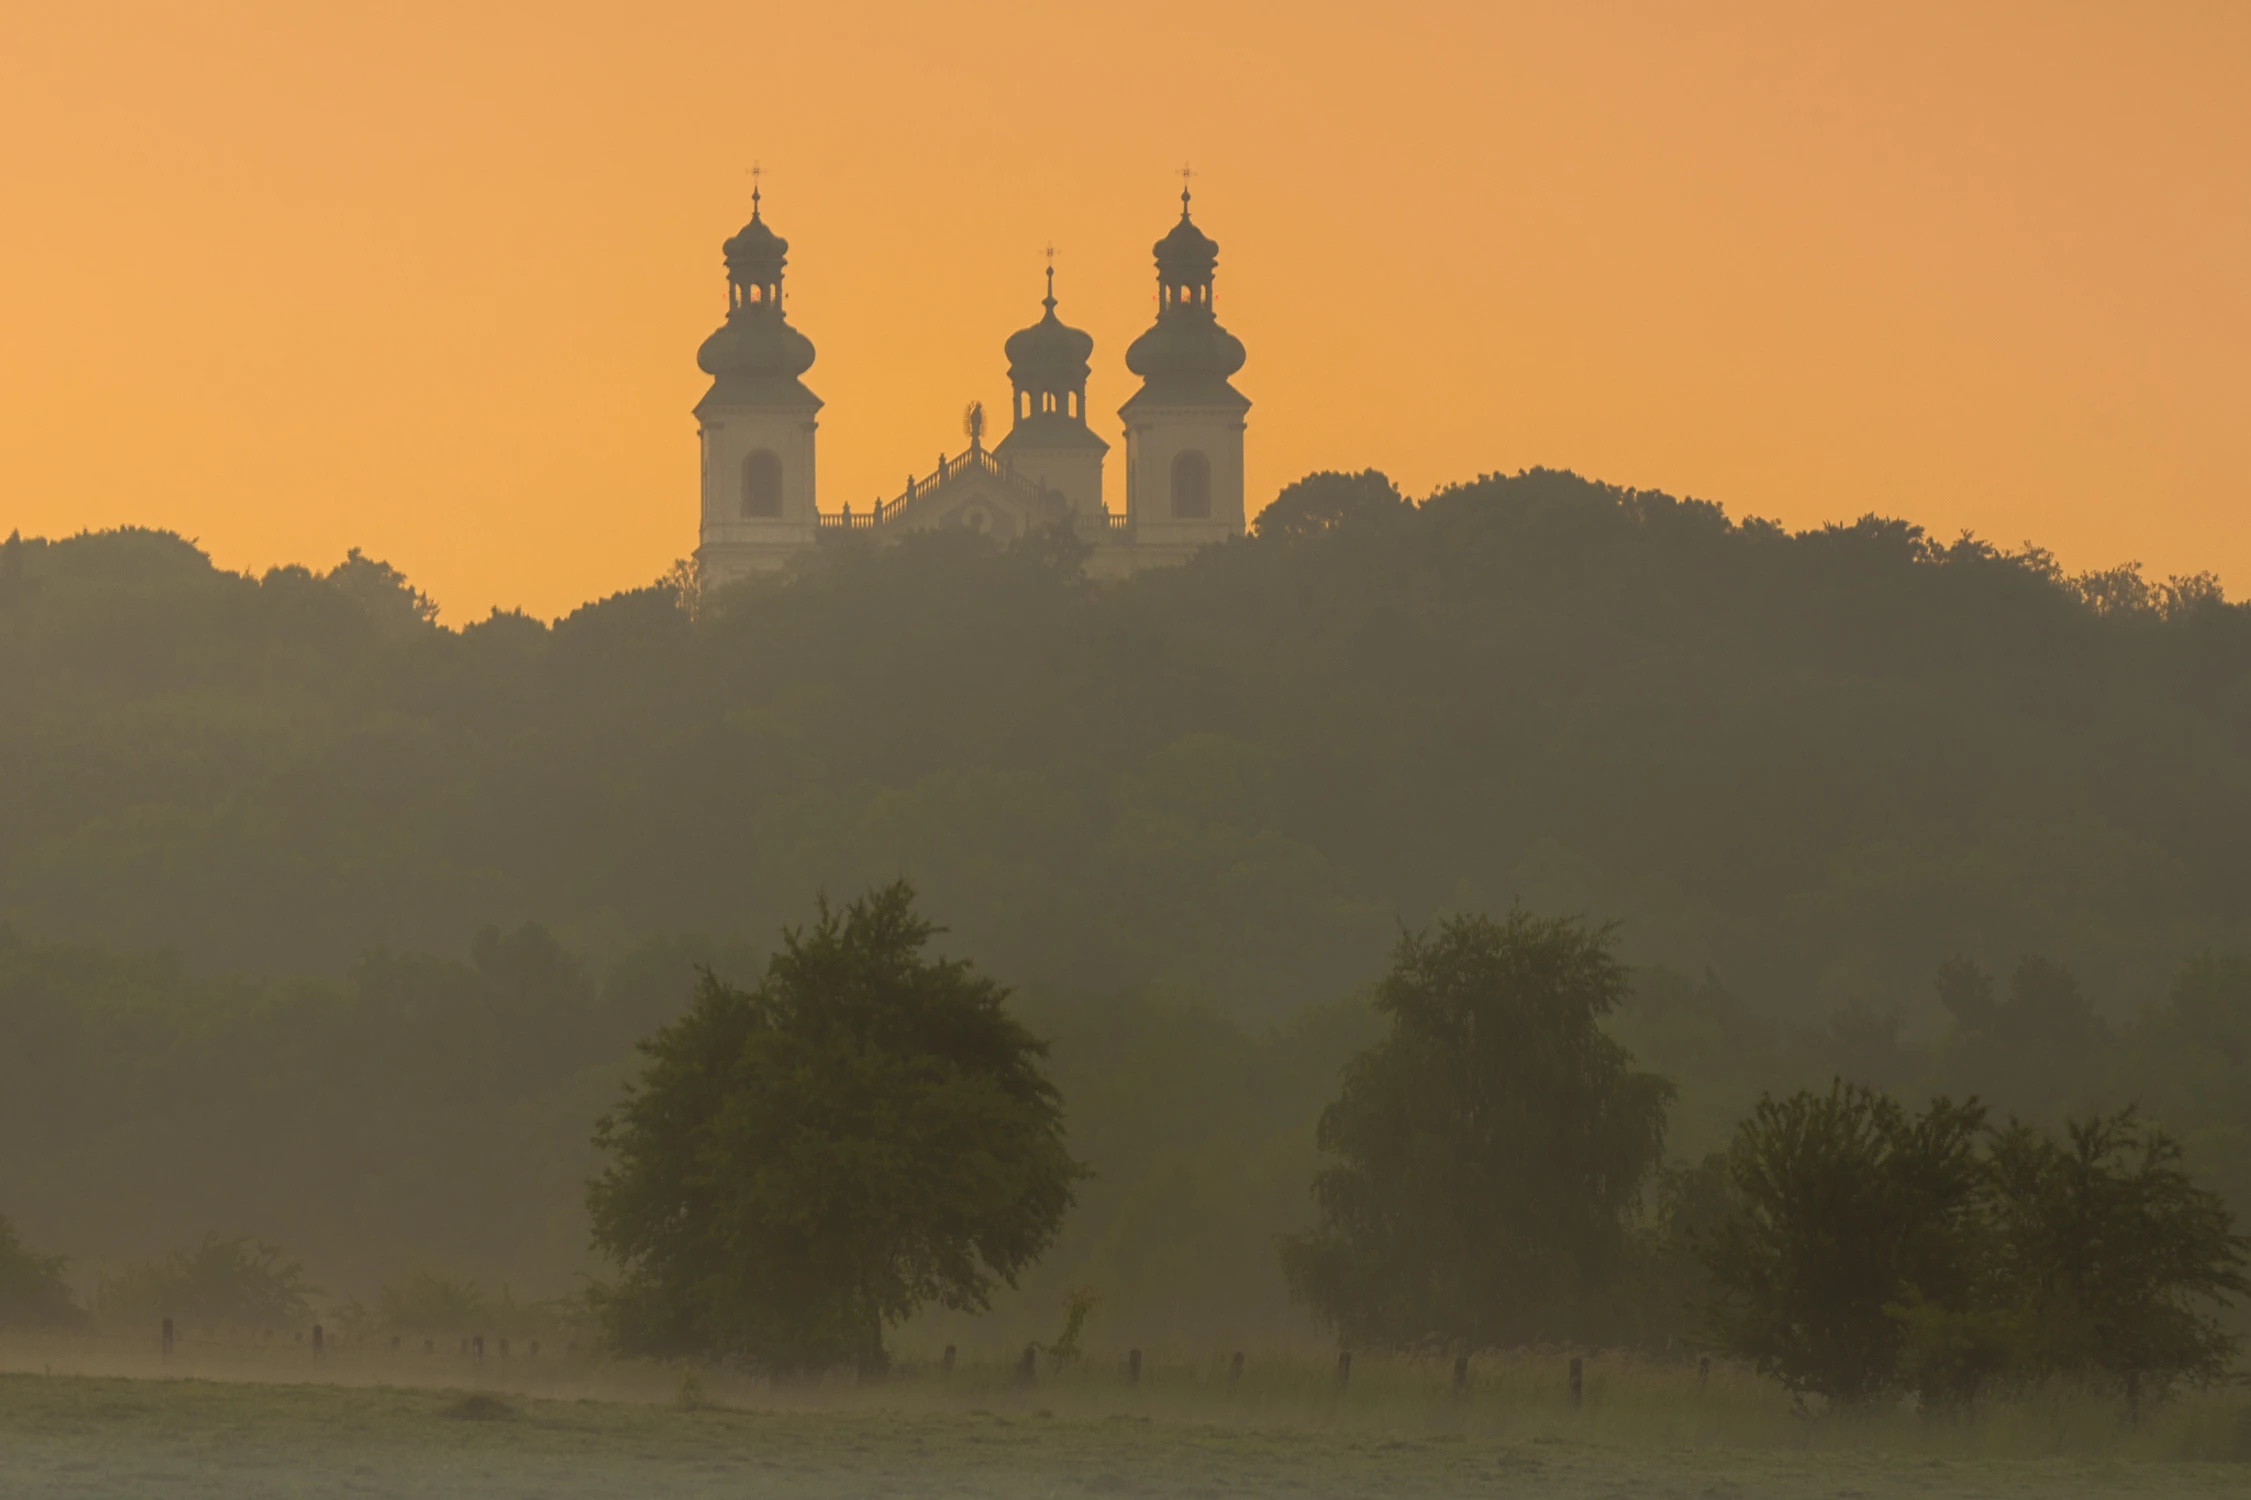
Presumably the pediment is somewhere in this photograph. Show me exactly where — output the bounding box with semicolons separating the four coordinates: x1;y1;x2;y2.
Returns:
896;469;1065;540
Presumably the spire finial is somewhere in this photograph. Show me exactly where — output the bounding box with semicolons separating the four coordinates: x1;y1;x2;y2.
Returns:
749;162;763;217
1042;242;1057;310
1179;163;1194;214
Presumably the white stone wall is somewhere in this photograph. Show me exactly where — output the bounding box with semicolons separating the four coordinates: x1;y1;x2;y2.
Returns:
1002;447;1104;520
1123;405;1246;551
695;405;820;583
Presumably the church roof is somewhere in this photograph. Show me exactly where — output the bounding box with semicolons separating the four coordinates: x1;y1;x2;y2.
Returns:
1004;269;1095;391
722;198;788;283
994;417;1109;455
1123;188;1247;411
696;195;819;410
1154;192;1220;284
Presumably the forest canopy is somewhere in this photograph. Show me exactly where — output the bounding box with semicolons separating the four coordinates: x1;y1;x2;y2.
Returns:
3;469;2245;1021
5;471;2251;1340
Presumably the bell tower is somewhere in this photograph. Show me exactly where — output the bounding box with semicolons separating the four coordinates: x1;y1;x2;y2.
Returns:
992;258;1108;530
693;183;822;585
1119;179;1249;560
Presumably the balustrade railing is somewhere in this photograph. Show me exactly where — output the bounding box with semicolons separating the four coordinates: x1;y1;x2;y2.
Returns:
817;444;1077;531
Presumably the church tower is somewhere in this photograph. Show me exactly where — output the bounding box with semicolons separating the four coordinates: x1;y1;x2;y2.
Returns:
992;264;1108;532
1119;185;1249;558
693;189;821;585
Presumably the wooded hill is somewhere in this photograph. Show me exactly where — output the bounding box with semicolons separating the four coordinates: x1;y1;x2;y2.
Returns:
4;468;2245;1019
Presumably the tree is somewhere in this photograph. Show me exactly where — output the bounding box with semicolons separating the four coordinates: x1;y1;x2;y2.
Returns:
1250;469;1406;541
98;1234;315;1329
325;547;438;636
1988;1109;2247;1393
1279;910;1673;1348
0;1214;82;1329
586;882;1081;1374
1697;1084;1990;1403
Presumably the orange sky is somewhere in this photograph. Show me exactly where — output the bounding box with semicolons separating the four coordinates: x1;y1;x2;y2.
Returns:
3;1;2246;620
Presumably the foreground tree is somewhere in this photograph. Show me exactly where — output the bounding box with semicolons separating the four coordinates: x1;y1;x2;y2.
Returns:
1280;910;1673;1347
587;882;1080;1373
0;1214;82;1330
1696;1084;1990;1403
1699;1088;2247;1405
97;1233;315;1329
1987;1109;2247;1394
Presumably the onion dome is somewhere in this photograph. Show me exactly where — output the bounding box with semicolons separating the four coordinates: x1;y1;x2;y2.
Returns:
1123;306;1246;382
695;310;817;382
721;210;788;287
693;191;820;413
1004;268;1095;390
1122;188;1247;409
996;266;1107;456
1153;195;1219;285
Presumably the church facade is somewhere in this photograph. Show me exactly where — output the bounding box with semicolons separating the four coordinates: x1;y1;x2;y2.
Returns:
693;189;1251;584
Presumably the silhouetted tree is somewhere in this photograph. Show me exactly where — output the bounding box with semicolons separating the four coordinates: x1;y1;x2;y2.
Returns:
1249;469;1406;541
1697;1084;1989;1403
0;1214;82;1329
99;1234;315;1329
587;883;1080;1373
1988;1109;2247;1393
1280;910;1673;1347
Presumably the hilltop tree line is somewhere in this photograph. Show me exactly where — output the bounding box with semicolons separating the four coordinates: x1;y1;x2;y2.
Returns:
4;467;2249;1018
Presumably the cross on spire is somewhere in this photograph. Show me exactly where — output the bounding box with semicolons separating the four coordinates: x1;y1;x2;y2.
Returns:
1179;163;1195;212
748;162;763;214
1043;242;1056;307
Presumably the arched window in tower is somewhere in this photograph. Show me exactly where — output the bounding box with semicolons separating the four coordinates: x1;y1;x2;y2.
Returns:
741;449;784;518
1171;450;1212;520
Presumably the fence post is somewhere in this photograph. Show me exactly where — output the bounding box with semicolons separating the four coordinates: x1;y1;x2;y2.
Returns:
1228;1352;1243;1388
161;1318;173;1359
1568;1356;1583;1408
1452;1354;1468;1393
424;1339;434;1356
474;1334;484;1366
1017;1343;1037;1385
1336;1351;1352;1390
942;1344;956;1376
1697;1355;1709;1392
1128;1349;1142;1386
499;1337;510;1360
529;1340;539;1357
312;1325;323;1359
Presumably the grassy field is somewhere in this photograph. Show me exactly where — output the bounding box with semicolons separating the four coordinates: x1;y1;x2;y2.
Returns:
4;1338;2251;1498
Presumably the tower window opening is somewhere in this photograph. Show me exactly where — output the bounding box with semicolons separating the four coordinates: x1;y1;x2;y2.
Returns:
741;449;784;518
1171;449;1211;520
1067;391;1077;419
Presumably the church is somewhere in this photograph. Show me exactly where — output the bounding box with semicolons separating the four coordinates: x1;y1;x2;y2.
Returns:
692;186;1251;583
